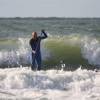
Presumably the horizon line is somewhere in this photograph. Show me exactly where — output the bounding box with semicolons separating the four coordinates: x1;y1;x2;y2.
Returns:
0;16;100;19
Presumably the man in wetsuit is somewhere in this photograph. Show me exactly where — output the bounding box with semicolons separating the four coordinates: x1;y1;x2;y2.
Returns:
29;30;48;70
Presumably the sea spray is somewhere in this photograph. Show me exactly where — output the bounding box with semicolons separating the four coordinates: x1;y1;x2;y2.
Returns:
81;36;100;66
0;38;50;68
0;67;99;100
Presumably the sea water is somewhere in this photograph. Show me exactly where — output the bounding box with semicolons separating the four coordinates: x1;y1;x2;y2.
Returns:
0;67;100;100
0;18;100;99
0;18;100;69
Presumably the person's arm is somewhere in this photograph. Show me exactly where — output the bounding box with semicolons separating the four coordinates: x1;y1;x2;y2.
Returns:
29;39;36;54
29;39;32;48
40;29;48;39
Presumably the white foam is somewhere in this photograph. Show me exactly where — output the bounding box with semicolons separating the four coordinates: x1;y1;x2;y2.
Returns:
81;36;100;66
0;67;100;99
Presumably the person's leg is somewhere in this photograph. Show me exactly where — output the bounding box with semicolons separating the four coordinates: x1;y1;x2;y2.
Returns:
36;52;42;70
31;53;36;70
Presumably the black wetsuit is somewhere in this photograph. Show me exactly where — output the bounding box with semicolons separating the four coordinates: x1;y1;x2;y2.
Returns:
29;32;47;70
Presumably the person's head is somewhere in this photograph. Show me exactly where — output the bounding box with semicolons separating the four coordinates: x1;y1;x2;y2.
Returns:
32;32;37;40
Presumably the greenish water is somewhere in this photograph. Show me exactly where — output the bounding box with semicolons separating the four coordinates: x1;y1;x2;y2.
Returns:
43;37;89;70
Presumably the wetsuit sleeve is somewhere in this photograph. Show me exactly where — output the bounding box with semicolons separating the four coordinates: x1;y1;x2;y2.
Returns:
29;39;32;49
40;31;48;39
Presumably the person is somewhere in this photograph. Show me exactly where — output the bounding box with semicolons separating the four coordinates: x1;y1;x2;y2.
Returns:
29;30;48;70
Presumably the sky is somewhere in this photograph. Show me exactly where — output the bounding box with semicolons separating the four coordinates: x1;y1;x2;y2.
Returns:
0;0;100;17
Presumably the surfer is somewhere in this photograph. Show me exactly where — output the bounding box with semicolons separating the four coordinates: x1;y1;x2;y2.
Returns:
29;30;48;70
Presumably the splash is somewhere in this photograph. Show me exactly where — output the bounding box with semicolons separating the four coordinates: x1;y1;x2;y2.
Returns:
0;35;100;68
0;67;100;99
81;36;100;66
0;38;50;67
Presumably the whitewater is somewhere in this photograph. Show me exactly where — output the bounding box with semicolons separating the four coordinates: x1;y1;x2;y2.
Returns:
0;67;99;100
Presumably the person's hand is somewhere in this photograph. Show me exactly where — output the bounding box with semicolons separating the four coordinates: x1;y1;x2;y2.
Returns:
41;29;45;33
32;50;36;54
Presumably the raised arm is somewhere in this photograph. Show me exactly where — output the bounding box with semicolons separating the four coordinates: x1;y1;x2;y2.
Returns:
40;29;48;39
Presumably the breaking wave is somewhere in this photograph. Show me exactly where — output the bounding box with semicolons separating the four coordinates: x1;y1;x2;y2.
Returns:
0;34;100;69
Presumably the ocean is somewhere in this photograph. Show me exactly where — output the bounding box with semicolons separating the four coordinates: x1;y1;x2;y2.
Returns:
0;18;100;100
0;18;100;69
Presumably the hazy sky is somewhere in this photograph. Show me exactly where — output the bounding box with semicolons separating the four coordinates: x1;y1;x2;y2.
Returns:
0;0;100;17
